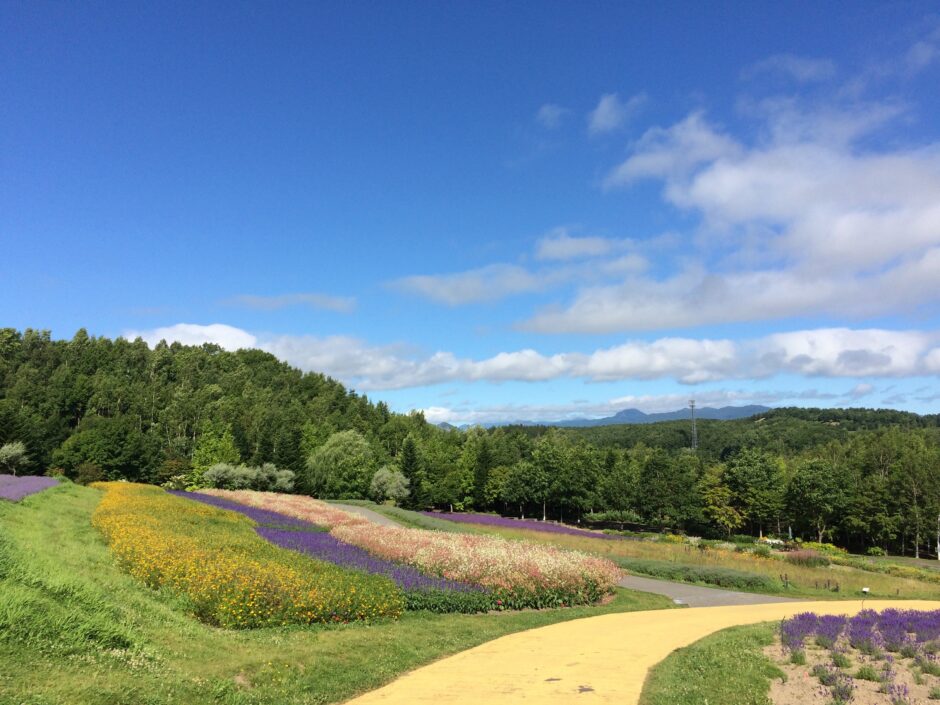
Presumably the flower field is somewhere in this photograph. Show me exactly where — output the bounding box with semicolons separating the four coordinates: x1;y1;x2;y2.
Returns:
771;608;940;704
0;474;58;501
424;511;625;540
177;490;491;613
204;489;623;609
91;483;403;627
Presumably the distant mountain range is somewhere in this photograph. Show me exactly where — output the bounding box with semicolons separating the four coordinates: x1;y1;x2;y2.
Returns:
438;405;771;430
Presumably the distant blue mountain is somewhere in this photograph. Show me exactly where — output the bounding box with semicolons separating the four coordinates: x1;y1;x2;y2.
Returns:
441;404;771;430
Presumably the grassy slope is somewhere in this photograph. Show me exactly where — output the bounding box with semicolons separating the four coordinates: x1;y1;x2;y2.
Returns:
639;622;782;705
0;484;672;705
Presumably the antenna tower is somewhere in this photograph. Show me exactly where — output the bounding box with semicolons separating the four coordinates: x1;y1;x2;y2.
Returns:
689;400;698;451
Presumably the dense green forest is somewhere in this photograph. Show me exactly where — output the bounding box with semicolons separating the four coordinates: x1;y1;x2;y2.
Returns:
2;328;940;557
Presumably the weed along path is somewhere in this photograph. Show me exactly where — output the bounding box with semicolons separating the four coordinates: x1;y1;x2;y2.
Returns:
617;574;798;607
343;600;940;705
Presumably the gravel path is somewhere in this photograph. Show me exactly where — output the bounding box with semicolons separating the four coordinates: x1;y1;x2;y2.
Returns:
618;574;798;607
344;600;940;705
331;503;402;527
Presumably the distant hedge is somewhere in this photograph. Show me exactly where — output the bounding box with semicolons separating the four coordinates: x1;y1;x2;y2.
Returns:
617;558;778;592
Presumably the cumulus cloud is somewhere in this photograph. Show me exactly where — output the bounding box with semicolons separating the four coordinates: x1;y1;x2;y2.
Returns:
587;92;646;135
742;54;836;83
122;323;940;392
532;102;940;334
124;323;258;351
227;292;356;314
536;103;568;129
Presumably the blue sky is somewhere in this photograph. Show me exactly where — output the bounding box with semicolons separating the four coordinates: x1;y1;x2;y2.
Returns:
3;1;940;423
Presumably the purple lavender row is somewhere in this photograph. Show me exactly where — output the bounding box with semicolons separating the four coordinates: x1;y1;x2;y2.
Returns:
168;490;313;529
256;526;484;594
172;490;482;594
782;608;940;653
0;475;58;502
424;511;625;540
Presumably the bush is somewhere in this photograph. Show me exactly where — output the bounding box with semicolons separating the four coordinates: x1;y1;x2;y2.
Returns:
752;545;772;558
202;463;294;493
74;462;105;485
801;541;847;556
785;550;830;568
617;558;779;591
91;483;403;627
867;546;887;556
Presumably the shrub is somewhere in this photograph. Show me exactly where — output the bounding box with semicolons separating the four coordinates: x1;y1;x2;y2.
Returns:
785;550;830;567
867;546;887;556
856;664;881;681
202;463;294;493
801;541;847;556
74;462;105;485
616;558;778;592
752;545;772;558
832;651;851;669
91;483;403;627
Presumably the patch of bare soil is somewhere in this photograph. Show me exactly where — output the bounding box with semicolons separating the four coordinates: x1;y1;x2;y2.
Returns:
765;637;940;704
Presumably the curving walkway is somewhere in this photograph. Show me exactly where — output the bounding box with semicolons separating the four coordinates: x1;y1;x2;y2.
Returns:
618;574;798;607
343;600;940;705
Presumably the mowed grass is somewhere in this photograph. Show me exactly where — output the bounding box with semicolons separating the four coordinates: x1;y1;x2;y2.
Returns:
639;622;782;705
0;485;673;705
452;523;940;600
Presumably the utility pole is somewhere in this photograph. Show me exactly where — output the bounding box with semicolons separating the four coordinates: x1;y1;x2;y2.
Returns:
689;400;698;451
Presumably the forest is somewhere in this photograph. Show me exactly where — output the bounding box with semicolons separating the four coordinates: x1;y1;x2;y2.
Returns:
2;328;940;557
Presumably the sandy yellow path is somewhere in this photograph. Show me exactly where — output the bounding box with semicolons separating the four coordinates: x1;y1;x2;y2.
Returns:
344;600;940;704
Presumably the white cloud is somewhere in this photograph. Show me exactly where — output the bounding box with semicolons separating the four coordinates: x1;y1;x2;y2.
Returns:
742;54;836;83
227;292;355;314
587;92;646;135
123;324;940;392
390;264;548;305
533;103;940;334
535;228;615;260
536;103;568;129
124;323;258;351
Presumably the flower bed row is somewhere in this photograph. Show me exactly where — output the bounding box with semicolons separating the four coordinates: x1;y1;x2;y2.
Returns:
204;489;622;609
0;474;58;502
424;511;626;540
177;491;491;613
92;483;403;627
777;608;940;704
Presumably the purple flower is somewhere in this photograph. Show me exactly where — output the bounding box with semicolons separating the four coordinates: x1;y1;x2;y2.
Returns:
0;474;58;502
173;490;483;595
424;511;627;540
256;526;484;594
169;491;314;530
781;612;818;652
816;614;847;648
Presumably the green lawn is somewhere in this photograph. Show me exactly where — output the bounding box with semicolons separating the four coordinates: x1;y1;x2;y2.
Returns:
639;622;783;705
0;484;673;705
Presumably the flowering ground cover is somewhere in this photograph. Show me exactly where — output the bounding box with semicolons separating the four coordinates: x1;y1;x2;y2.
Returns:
92;482;403;627
205;489;622;609
0;474;58;501
770;608;940;704
424;511;627;540
177;490;490;613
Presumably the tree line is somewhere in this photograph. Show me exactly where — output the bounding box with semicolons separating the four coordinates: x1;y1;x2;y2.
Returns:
2;328;939;556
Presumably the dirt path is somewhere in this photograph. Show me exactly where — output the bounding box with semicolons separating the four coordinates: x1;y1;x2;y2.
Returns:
330;503;401;527
342;600;940;705
618;574;798;607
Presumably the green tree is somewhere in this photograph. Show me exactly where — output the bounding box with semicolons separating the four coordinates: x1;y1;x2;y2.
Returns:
726;449;785;537
303;429;374;499
369;465;410;504
0;441;29;476
398;433;426;508
698;463;744;537
191;422;241;486
786;458;843;543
